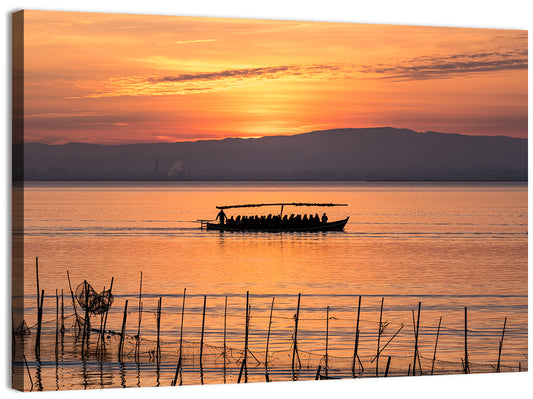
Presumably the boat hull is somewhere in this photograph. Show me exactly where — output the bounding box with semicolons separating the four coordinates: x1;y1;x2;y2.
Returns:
206;217;349;232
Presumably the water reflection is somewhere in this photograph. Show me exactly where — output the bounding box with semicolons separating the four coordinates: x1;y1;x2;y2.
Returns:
17;183;528;390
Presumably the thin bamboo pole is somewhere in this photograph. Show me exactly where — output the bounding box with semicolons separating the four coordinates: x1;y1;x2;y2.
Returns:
411;310;423;374
171;356;182;387
35;257;40;313
464;306;469;373
370;324;404;363
292;293;301;373
412;302;421;376
223;295;227;384
496;317;507;372
384;356;392;377
23;354;33;389
315;364;322;380
81;280;90;355
135;271;143;359
60;289;65;334
352;295;362;376
265;296;275;380
118;300;129;360
66;270;81;331
179;288;186;360
100;277;114;350
243;291;250;382
237;357;245;383
376;297;384;377
172;288;186;386
325;306;330;378
156;297;162;363
430;316;442;375
35;289;44;358
55;289;59;360
199;295;207;369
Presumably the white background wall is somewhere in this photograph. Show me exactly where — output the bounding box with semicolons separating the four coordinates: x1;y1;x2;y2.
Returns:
1;1;531;398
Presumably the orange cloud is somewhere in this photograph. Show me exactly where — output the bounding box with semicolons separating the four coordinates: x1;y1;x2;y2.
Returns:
22;10;528;144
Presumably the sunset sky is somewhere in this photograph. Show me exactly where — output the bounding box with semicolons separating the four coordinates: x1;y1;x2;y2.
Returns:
23;10;528;144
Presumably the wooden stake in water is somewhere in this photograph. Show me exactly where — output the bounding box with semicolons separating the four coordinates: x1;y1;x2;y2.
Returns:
223;295;227;384
496;317;507;372
23;354;33;389
315;364;322;380
118;300;129;360
376;297;384;377
61;289;65;334
55;289;59;360
412;302;421;376
135;271;143;359
81;280;90;355
264;296;275;381
384;356;392;377
35;289;44;358
199;295;207;369
464;306;469;373
66;270;81;331
156;297;162;363
325;306;330;378
100;277;114;351
371;324;404;364
292;293;301;374
35;257;40;312
410;310;423;374
352;295;362;376
243;291;250;382
172;288;187;386
179;288;186;360
238;292;250;384
430;316;442;375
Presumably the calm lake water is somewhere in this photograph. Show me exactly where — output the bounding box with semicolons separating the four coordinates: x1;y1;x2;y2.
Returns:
17;181;528;390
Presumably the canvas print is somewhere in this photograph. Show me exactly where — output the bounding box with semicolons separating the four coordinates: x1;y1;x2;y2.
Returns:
11;10;527;392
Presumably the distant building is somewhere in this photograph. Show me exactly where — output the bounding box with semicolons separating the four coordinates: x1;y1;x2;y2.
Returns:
152;156;161;176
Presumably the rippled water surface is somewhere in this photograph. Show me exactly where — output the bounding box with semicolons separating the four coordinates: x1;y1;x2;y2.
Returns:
15;181;527;390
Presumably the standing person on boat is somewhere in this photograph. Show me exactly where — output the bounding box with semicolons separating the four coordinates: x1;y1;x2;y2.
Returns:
321;213;328;223
216;209;227;225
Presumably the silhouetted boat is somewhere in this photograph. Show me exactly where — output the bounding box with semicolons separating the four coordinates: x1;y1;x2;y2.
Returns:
201;202;349;232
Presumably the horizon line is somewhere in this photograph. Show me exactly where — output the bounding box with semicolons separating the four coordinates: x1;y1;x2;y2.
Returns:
22;126;527;146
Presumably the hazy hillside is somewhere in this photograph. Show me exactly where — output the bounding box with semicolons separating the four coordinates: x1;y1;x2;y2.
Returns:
20;127;527;181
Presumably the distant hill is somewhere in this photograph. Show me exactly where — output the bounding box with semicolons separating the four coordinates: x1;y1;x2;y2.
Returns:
19;127;527;181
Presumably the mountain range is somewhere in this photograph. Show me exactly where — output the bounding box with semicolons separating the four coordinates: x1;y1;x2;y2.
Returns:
19;127;527;181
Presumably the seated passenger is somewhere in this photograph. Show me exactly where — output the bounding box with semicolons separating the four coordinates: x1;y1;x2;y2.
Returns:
321;213;328;223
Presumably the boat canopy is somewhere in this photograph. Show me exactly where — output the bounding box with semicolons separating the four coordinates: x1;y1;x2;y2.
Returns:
216;202;348;210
